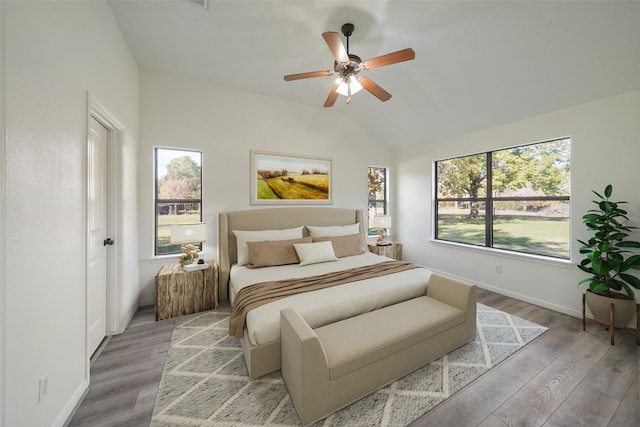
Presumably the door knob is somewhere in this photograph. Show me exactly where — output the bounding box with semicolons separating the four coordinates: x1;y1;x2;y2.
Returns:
103;238;115;246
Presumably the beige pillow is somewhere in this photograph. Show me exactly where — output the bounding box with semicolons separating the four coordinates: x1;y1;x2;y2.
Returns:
306;223;360;237
312;233;364;258
293;241;338;266
247;237;312;268
232;226;304;265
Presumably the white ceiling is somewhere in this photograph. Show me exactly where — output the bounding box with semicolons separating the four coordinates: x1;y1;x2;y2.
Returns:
108;0;640;150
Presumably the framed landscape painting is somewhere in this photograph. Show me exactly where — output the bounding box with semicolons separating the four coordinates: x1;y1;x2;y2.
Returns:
251;151;332;204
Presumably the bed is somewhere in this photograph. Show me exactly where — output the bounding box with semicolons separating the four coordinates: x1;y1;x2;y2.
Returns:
217;207;432;379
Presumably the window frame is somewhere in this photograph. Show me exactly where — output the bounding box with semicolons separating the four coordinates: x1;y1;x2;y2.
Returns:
368;166;389;236
434;138;570;259
154;147;203;256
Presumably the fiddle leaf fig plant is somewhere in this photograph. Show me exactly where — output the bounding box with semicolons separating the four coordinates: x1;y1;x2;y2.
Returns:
577;184;640;298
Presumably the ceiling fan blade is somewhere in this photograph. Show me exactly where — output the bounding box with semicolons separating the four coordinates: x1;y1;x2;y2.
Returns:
362;48;415;70
324;83;340;108
283;70;333;81
359;77;392;102
322;32;349;63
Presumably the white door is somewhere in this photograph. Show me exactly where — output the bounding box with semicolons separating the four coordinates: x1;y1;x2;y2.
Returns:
87;116;109;356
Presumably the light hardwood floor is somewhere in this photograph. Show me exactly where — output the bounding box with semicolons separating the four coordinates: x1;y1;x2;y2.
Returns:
68;290;639;426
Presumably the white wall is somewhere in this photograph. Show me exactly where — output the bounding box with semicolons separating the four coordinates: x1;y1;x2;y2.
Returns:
2;1;139;426
137;70;393;304
396;90;640;320
0;5;6;426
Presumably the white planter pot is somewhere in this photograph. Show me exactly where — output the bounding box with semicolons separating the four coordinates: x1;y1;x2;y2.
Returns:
585;290;636;328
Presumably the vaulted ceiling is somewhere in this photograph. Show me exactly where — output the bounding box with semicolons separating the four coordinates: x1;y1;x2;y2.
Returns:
108;0;640;150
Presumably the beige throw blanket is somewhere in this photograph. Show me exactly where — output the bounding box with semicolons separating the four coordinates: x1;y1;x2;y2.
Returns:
229;260;422;338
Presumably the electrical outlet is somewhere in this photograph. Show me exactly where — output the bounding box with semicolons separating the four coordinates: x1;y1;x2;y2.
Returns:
494;264;502;274
38;373;49;403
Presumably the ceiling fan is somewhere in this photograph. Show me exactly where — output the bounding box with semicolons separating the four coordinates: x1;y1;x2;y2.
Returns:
283;23;415;107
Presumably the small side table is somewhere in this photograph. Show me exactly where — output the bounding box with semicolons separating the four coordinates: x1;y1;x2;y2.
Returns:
368;242;403;261
155;260;219;321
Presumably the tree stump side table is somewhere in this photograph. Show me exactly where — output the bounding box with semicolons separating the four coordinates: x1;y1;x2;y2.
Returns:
368;242;403;260
155;260;219;321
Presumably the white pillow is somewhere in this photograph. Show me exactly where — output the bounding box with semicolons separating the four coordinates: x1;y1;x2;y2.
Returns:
233;226;303;266
306;223;360;237
293;241;338;266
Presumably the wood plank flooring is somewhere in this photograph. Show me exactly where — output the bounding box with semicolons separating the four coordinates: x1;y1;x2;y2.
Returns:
67;290;639;426
411;290;639;427
66;306;175;427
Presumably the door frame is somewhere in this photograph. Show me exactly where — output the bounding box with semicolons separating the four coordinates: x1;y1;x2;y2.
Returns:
0;4;6;425
85;93;125;379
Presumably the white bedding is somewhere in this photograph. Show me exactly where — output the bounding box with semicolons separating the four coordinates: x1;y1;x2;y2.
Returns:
230;252;432;346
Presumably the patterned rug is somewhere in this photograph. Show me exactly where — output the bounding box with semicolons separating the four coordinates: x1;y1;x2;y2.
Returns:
150;303;547;427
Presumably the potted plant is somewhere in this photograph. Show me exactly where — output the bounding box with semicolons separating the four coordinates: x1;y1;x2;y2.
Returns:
578;184;640;328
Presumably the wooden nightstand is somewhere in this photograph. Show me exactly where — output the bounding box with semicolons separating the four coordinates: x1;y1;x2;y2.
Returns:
155;260;219;321
368;242;403;260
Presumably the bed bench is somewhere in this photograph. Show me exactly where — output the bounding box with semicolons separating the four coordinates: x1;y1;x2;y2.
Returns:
280;273;476;426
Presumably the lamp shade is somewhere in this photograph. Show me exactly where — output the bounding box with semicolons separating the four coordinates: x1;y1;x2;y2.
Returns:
169;223;207;244
372;215;392;229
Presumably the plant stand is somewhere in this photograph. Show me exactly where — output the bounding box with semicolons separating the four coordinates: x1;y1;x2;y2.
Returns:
582;293;640;345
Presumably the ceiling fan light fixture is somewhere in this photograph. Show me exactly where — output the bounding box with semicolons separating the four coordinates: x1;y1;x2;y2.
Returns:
336;75;363;96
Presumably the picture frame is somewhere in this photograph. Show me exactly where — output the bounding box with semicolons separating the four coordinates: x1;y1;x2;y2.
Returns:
251;150;332;204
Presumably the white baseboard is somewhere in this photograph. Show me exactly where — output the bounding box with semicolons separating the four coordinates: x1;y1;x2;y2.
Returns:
428;268;582;320
59;380;88;427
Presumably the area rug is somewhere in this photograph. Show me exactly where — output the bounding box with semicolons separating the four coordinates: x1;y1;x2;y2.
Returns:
150;303;547;427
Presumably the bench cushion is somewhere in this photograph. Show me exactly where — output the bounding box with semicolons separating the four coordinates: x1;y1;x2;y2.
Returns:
314;296;465;380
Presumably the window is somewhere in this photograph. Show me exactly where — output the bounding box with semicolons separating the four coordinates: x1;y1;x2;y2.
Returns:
155;148;202;255
435;138;570;259
368;166;388;235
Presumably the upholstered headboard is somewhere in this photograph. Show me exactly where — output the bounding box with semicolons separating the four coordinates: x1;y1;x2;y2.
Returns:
217;207;365;301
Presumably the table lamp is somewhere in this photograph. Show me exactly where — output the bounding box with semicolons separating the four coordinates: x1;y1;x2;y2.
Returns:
372;215;392;246
169;223;206;265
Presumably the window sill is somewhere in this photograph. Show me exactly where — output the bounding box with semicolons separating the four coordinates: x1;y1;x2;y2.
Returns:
147;251;203;264
429;239;574;269
147;254;180;264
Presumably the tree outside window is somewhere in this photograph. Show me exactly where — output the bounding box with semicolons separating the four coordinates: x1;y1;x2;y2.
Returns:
155;148;202;255
368;166;388;235
435;138;570;258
